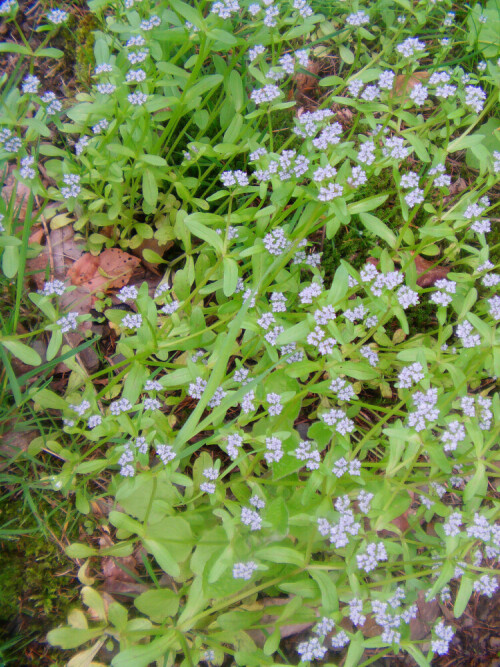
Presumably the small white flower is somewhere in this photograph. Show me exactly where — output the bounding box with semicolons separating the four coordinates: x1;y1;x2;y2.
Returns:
122;313;142;329
57;312;79;333
128;92;148;106
154;444;174;465
22;74;40;94
233;561;258;580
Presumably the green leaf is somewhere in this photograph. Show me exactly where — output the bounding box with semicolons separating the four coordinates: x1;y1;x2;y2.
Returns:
33;387;70;410
142;539;180;578
142;249;166;264
139;154;167;167
466;118;500;169
184;214;224;253
454;576;474;617
184;74;223;105
0;43;32;55
348;194;389;214
1;340;41;366
223;257;239;296
134;589;179;623
463;461;487;503
448;133;485;153
46;329;63;362
228;70;244;112
35;47;64;58
309;570;338;612
358;212;397;246
406;645;431;667
65;543;97;558
82;587;106;620
405;133;430;162
255;546;305;566
142;170;158;209
169;0;205;29
47;627;104;649
339;45;355;64
275;320;310;346
218;610;263;631
111;633;175;667
208;28;238;45
344;633;364;667
109;511;145;537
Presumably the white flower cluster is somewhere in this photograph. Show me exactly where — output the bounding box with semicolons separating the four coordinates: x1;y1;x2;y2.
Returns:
408;388;439;431
227;433;243;459
241;506;262;530
322;408;355;436
430;278;456;307
156;444;176;464
441;421;466;452
455;320;481;348
263;227;290;256
332;457;361;478
330;377;355;401
318;496;361;548
189;376;207;399
442;511;462;537
431;619;454;655
356;542;388;572
266;392;282;416
233;561;257;580
60;174;81;199
294;440;320;470
396;37;426;57
294;109;334;139
397;362;424;388
264;436;283;463
250;84;281;105
39;280;66;297
57;312;79;333
220;170;248;187
346;10;369;26
296;636;327;660
200;467;218;494
110;397;132;415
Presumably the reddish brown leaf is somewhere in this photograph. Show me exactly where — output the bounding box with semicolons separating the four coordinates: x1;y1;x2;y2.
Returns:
415;255;450;287
68;248;140;293
392;71;430;98
68;254;100;286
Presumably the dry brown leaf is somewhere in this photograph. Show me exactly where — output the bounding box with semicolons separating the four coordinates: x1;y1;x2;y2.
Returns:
0;429;38;469
415;255;450;287
101;555;138;583
2;169;32;221
68;254;100;286
410;591;440;641
246;597;315;647
132;237;173;273
69;248;140;293
295;61;321;102
392;71;430;99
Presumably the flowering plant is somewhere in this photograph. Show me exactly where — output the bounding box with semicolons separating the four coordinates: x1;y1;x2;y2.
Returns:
1;0;499;664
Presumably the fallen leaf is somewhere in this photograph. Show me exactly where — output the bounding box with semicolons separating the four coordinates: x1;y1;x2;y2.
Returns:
410;591;440;640
68;254;100;286
2;169;32;221
246;597;315;647
0;429;38;469
69;248;140;293
294;61;321;103
392;71;430;99
414;255;450;287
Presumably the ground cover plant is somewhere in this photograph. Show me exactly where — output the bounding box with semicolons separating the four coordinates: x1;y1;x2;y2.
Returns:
0;0;499;664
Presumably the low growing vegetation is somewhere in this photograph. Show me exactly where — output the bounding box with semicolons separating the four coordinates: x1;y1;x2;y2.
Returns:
0;0;498;664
